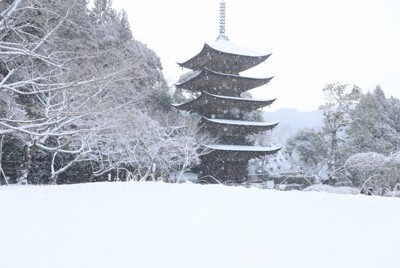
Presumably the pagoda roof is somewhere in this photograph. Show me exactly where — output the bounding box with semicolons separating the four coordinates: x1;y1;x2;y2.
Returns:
202;117;278;137
203;117;278;128
203;145;281;161
206;144;281;152
175;68;273;96
210;39;266;57
173;91;276;115
178;39;271;74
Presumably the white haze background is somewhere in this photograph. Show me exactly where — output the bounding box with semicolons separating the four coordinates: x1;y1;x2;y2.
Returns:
113;0;400;111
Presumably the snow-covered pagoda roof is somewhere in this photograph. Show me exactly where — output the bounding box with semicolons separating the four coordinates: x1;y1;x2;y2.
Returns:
173;91;276;115
175;68;273;96
210;39;266;57
178;39;271;74
202;117;278;136
204;117;278;127
206;144;281;152
204;145;281;160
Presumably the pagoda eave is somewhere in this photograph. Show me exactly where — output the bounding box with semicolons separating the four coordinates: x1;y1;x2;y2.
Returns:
173;91;276;115
203;117;278;128
175;68;273;96
202;118;278;137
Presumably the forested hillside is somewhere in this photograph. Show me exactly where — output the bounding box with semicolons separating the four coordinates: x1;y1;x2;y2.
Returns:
284;83;400;194
0;0;210;185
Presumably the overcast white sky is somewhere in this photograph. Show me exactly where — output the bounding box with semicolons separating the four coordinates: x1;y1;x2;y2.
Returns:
113;0;400;111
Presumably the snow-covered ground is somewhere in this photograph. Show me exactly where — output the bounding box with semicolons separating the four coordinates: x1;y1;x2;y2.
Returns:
1;182;399;268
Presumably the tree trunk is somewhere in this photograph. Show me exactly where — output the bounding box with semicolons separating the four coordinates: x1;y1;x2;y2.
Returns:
17;142;36;184
50;173;58;185
0;135;9;185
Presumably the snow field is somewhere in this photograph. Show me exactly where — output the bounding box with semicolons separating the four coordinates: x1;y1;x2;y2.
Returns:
0;182;399;268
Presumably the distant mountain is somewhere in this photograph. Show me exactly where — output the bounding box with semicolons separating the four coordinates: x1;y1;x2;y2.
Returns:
264;108;323;129
263;108;323;146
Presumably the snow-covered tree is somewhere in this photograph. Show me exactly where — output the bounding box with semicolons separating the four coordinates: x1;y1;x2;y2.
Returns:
319;83;361;179
346;87;400;156
0;0;177;184
386;152;400;191
286;127;327;178
0;0;99;183
344;152;400;194
388;96;400;135
88;111;214;182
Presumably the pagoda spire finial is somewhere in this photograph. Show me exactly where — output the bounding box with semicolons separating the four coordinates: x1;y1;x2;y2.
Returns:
217;0;229;41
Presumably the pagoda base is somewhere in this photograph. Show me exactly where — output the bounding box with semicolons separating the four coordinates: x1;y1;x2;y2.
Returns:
196;146;281;183
197;160;248;183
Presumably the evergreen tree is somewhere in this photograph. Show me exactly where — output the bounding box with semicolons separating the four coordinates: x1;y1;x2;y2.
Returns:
92;0;115;24
346;86;400;155
388;96;400;138
286;127;327;177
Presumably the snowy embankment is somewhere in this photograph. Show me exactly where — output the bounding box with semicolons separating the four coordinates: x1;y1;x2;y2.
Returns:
1;182;399;268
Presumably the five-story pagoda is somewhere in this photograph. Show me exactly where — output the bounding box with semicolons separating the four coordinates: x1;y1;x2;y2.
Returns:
174;0;280;182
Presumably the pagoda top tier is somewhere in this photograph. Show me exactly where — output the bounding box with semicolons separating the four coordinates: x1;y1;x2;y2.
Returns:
178;39;271;75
